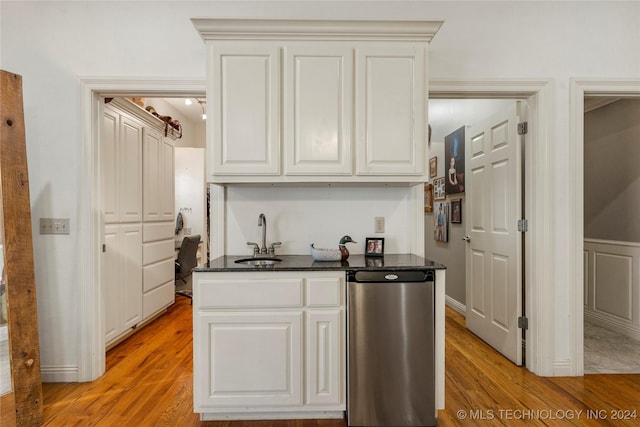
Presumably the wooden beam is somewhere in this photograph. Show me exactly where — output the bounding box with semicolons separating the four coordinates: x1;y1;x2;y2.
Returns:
0;69;43;426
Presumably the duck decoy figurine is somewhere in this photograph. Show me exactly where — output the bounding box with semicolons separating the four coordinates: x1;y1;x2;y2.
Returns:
339;235;357;261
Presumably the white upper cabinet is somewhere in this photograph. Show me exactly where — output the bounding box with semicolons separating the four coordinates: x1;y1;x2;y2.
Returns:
209;43;280;176
143;128;175;222
355;44;425;176
102;104;143;223
284;45;353;175
194;19;442;183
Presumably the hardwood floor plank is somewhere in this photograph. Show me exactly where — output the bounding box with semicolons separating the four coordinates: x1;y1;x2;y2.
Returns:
42;298;640;426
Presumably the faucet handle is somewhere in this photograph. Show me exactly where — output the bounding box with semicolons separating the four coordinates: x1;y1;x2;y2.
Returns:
246;242;260;256
268;242;282;255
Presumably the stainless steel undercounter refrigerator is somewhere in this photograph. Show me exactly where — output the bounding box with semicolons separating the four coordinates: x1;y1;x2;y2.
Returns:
347;269;436;427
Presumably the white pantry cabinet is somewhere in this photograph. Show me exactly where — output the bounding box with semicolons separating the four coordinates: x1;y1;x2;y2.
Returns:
102;98;176;347
143;128;175;222
101;104;143;224
194;19;442;184
193;271;345;420
104;223;142;346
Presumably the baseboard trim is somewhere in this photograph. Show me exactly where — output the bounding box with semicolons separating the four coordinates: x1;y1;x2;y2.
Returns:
445;295;466;316
553;359;573;376
201;411;345;421
585;308;640;341
41;365;78;383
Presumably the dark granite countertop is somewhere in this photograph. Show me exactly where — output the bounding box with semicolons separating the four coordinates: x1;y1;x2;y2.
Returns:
194;254;446;272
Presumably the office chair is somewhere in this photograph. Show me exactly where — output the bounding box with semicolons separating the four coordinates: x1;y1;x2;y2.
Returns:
175;234;200;300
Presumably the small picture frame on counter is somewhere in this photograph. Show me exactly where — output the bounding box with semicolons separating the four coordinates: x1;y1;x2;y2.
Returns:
365;237;384;257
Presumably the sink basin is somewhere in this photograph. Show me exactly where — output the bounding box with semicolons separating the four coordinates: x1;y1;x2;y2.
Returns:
234;257;283;266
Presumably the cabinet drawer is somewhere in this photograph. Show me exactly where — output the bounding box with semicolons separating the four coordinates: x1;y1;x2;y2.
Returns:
306;277;343;307
143;221;174;243
197;278;303;309
143;258;174;292
143;281;174;319
143;239;174;265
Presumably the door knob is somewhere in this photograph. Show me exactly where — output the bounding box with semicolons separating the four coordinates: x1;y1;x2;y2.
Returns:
462;235;471;242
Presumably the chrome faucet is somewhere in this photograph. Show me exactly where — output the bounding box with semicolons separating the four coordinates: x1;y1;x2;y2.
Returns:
258;213;267;254
247;213;281;257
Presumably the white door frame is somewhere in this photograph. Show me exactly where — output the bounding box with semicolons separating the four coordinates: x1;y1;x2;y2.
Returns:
569;78;640;376
430;79;553;376
78;78;205;381
78;77;553;381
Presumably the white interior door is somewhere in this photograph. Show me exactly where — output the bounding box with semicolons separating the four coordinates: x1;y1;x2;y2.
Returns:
465;102;523;365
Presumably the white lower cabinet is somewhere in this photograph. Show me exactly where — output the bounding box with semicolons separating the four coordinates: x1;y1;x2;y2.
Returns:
193;271;345;419
104;223;142;346
196;311;303;408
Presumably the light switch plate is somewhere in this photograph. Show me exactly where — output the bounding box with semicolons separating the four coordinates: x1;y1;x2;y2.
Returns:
40;218;70;235
375;216;385;233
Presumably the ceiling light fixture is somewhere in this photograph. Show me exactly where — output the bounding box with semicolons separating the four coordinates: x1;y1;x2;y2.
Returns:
197;98;207;120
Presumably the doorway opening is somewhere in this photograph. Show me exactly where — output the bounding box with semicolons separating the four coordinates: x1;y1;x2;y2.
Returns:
570;78;640;376
427;97;528;368
99;94;207;357
78;78;205;381
582;96;640;374
429;79;553;375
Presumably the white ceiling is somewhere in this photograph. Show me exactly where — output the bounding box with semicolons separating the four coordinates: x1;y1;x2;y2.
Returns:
162;97;207;122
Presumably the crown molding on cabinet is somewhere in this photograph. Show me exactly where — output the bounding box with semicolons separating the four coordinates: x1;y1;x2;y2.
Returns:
192;18;443;42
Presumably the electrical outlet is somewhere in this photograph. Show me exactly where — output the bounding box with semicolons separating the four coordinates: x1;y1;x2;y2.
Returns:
40;218;70;235
375;216;385;233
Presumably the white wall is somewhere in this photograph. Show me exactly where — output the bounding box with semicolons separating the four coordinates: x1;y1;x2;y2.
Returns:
226;186;411;256
584;99;640;243
1;1;638;379
175;148;206;244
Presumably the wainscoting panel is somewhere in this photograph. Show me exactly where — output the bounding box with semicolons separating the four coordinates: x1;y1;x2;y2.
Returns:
584;239;640;341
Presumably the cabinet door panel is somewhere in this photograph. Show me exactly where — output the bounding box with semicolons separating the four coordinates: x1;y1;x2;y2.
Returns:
102;106;119;223
211;44;280;176
119;115;143;222
104;223;142;344
143;128;162;221
121;224;142;330
306;310;343;406
160;139;175;221
355;45;425;175
103;225;120;344
194;312;303;408
284;46;352;175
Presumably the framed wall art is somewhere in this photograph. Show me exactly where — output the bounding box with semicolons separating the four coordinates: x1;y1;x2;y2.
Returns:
424;183;433;213
445;126;465;194
433;177;446;200
433;201;449;242
451;198;462;224
429;156;438;178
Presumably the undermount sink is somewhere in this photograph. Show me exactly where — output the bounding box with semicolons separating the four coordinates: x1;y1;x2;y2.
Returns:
234;257;283;266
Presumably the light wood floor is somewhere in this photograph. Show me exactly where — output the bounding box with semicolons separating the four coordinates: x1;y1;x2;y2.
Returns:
40;296;640;426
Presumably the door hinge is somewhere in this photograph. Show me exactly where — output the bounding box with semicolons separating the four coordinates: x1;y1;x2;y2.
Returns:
102;243;106;253
517;219;528;232
518;316;528;330
518;121;528;135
